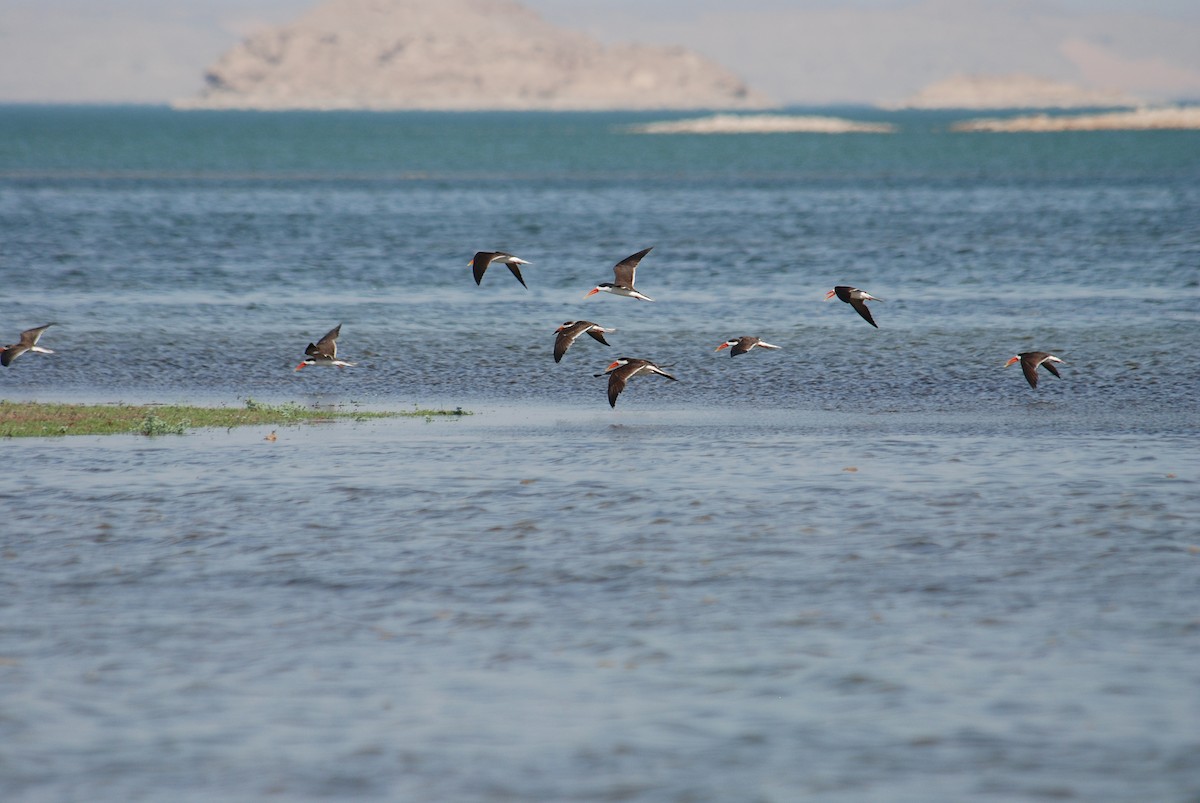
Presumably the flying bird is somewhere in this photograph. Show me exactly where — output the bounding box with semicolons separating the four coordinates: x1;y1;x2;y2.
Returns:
585;247;655;301
595;357;678;408
825;286;882;328
715;336;781;357
471;251;530;288
295;324;356;370
554;320;615;363
1005;351;1064;389
1;323;56;367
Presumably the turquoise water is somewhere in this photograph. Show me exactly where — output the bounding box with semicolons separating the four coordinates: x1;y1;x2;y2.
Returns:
1;105;1199;801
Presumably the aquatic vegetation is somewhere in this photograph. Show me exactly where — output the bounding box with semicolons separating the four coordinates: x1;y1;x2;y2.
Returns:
411;405;471;418
0;400;469;438
137;412;190;436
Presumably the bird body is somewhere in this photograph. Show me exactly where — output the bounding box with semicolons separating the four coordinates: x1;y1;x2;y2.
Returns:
586;247;655;301
1;323;56;367
472;251;530;288
825;286;882;327
596;356;677;408
554;320;615;363
716;336;781;357
1006;351;1064;389
295;324;356;370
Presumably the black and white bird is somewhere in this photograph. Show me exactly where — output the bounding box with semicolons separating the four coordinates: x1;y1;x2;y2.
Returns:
824;286;882;328
554;320;615;363
295;324;356;370
585;247;655;301
715;336;781;357
1005;351;1064;389
0;323;56;367
595;357;678;408
471;251;531;288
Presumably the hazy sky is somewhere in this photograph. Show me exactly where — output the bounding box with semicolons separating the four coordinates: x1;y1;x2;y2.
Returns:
2;0;1199;105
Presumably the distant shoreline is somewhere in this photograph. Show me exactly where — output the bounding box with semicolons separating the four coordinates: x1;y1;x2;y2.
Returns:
625;113;895;134
3;103;1199;133
952;105;1200;132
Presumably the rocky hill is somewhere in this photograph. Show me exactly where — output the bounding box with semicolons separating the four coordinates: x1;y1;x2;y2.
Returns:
175;0;769;111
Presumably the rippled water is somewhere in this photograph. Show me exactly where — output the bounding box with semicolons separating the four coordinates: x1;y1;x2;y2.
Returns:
1;107;1199;801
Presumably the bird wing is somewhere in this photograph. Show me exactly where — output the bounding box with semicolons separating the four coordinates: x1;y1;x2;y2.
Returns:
505;262;528;288
553;326;581;363
20;323;55;346
647;363;679;382
1020;356;1041;389
316;324;341;346
585;325;611;346
607;366;634;407
308;324;341;358
472;251;496;285
1;345;26;366
613;247;653;287
849;299;878;328
1042;360;1062;379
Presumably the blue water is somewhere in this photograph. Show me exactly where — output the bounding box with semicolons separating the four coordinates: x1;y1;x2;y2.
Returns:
1;105;1199;801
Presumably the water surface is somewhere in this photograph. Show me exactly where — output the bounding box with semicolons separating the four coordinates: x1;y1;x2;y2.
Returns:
1;106;1198;801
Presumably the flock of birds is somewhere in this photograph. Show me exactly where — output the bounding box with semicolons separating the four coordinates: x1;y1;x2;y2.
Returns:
3;247;1066;405
476;246;790;406
469;246;1066;402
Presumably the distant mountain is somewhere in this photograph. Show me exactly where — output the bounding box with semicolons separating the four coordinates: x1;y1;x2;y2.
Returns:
889;74;1139;110
175;0;770;111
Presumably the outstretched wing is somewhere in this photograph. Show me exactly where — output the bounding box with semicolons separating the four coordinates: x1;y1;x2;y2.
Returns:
1021;357;1041;389
849;299;878;328
308;324;341;359
613;247;653;287
585;325;611;346
472;251;496;285
20;323;55;347
1;345;26;367
505;262;528;288
648;364;678;382
607;366;634;408
553;326;580;363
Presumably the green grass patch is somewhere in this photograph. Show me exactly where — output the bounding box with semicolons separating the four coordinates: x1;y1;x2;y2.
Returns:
0;399;470;438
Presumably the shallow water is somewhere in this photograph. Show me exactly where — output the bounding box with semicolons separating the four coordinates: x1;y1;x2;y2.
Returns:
1;107;1199;801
